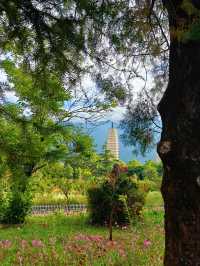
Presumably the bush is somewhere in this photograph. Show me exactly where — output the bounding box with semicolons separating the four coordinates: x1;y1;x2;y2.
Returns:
0;179;10;222
0;195;9;222
2;191;31;224
88;175;145;226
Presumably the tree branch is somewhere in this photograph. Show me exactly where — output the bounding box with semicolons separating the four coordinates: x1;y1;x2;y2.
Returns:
32;163;47;174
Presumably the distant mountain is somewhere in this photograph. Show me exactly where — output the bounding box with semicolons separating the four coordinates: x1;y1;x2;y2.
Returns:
85;122;157;163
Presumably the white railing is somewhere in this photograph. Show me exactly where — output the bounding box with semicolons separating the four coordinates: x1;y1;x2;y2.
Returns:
31;204;87;214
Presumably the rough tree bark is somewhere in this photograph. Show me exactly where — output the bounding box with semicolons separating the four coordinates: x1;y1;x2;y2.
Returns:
158;1;200;265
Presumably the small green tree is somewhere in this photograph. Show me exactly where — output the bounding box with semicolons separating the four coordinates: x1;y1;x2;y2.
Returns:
88;164;145;240
47;162;74;200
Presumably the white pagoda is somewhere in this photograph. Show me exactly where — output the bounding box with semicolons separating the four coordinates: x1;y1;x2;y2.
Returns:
106;123;120;160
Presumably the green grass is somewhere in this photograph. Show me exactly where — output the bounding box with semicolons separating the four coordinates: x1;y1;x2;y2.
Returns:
0;210;164;266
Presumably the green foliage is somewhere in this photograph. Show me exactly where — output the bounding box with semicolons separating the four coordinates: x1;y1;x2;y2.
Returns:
91;148;117;177
127;160;145;180
73;133;94;156
181;0;199;16
0;175;11;221
2;190;31;224
127;160;162;191
0;193;9;222
88;175;145;226
145;191;163;208
32;193;87;205
136;179;157;194
0;71;97;222
65;164;74;178
143;161;162;190
96;75;127;104
183;21;200;42
120;97;159;155
143;161;159;181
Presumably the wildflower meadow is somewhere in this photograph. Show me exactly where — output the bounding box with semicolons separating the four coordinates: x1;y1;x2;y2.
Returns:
0;209;164;266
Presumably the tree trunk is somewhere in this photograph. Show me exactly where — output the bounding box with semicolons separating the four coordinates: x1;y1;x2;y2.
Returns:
109;207;114;241
158;1;200;265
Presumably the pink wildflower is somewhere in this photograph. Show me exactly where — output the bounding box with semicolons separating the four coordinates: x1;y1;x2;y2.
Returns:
31;239;44;248
0;240;12;249
143;239;151;247
88;235;103;242
21;239;28;249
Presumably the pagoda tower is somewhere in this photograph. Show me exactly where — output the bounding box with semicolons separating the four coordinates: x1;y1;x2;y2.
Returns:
106;123;120;160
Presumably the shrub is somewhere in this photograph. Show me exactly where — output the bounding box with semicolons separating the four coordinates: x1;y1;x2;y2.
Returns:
0;177;11;222
0;195;8;222
2;191;31;224
88;175;145;226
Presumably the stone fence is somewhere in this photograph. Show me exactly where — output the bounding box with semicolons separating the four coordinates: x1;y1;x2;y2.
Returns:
31;204;87;214
31;204;164;215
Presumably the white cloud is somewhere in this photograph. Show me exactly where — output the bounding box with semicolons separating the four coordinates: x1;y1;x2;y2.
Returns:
4;91;18;103
102;106;126;122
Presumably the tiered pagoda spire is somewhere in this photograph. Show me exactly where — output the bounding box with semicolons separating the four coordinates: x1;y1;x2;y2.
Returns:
106;123;120;160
